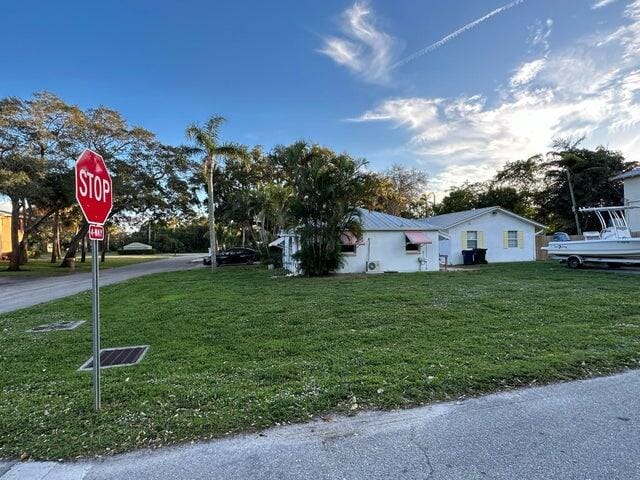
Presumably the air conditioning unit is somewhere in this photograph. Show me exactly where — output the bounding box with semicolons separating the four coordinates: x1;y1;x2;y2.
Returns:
366;260;382;274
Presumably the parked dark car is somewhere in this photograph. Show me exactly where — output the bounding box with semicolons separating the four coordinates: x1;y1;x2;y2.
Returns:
203;247;259;266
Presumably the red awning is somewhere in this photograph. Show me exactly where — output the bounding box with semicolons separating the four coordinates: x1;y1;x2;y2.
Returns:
340;231;364;246
405;231;432;244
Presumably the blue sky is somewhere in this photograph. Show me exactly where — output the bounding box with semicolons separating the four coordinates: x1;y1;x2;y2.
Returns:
1;0;639;200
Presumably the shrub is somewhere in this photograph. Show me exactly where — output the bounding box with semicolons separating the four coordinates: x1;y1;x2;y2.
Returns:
277;142;365;276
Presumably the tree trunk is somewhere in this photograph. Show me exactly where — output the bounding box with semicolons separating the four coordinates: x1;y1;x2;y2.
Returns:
207;156;217;272
60;221;90;268
19;199;30;265
55;218;61;259
81;234;87;263
8;198;21;271
19;238;28;265
50;209;60;263
566;169;582;235
15;205;55;266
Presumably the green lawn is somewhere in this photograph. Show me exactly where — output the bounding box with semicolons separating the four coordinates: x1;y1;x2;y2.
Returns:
1;262;639;459
0;254;168;277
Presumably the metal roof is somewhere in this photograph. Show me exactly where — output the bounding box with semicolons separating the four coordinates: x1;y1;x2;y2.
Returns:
418;206;546;229
357;208;439;231
611;168;640;181
417;207;496;228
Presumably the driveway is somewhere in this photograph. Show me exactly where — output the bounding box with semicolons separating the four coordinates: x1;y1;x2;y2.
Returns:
0;254;202;314
2;370;639;479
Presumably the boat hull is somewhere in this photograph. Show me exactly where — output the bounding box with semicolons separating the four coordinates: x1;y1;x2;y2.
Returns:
543;239;640;259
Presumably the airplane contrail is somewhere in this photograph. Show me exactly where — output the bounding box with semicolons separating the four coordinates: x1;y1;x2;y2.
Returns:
391;0;527;69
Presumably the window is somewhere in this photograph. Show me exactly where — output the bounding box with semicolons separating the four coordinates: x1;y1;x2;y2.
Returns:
508;230;518;248
466;231;478;249
340;243;356;255
405;241;420;253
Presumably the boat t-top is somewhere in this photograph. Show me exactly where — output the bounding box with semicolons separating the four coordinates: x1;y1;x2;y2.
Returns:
543;205;640;268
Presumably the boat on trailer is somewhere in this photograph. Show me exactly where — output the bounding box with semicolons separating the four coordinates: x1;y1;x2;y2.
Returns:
543;206;640;268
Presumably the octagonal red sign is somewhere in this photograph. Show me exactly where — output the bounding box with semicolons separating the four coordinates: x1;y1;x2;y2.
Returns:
75;149;113;225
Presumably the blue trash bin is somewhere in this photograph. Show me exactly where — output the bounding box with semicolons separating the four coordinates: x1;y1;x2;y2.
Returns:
462;249;475;265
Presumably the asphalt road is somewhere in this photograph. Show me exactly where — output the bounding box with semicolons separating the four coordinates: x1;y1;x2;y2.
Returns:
2;370;639;479
0;254;203;314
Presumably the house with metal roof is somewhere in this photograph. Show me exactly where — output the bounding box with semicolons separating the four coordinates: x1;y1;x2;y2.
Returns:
418;206;546;265
270;208;441;275
612;168;640;233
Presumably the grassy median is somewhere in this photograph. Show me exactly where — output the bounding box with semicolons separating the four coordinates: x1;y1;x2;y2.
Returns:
0;262;639;459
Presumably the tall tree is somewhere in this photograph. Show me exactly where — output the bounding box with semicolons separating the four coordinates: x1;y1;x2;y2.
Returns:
59;107;192;267
433;182;484;215
360;165;429;217
493;155;544;218
185;116;247;271
0;96;67;270
277;141;366;276
18;93;80;265
542;142;637;233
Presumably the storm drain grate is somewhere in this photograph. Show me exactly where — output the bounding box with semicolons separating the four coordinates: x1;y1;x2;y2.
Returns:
78;345;149;371
27;320;85;333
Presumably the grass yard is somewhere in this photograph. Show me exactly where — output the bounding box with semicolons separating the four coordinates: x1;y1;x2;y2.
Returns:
0;254;168;277
1;262;639;459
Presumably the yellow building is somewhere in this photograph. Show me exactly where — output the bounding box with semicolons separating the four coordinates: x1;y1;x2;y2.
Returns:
0;209;16;257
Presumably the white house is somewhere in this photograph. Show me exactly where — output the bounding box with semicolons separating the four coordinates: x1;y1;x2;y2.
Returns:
271;208;441;275
419;207;546;265
612;168;640;234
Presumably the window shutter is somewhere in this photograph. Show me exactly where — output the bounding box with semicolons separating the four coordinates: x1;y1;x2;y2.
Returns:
461;230;467;248
503;231;509;249
478;231;485;248
518;230;524;249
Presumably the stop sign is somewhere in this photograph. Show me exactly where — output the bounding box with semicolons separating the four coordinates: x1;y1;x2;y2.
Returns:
75;149;113;225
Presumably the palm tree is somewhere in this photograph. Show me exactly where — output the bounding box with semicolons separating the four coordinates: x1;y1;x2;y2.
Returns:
186;116;247;271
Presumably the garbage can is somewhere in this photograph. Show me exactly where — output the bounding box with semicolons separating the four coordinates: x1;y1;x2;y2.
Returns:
461;249;475;265
474;248;488;264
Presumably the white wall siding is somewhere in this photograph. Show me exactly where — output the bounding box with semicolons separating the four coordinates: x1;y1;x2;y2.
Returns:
444;211;537;265
340;230;440;273
624;177;640;233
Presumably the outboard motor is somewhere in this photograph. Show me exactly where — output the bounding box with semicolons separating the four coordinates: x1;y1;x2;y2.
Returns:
552;232;570;242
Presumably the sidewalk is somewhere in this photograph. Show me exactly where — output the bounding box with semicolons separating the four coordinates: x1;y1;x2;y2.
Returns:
2;369;639;479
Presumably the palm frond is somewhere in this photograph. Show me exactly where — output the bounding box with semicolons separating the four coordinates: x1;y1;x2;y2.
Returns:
204;116;226;141
185;123;216;156
216;142;249;161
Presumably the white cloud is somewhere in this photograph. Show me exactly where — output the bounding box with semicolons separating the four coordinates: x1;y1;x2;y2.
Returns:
353;1;640;194
592;0;619;9
608;0;640;60
530;18;553;50
510;58;546;86
318;1;396;84
319;0;527;83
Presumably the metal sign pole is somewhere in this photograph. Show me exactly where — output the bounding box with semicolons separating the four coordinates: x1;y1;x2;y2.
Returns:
91;238;101;410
